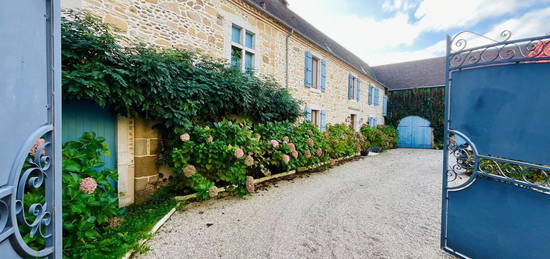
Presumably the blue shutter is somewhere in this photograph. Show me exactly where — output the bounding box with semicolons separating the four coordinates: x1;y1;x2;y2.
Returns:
368;85;373;105
348;74;353;99
356;79;361;102
320;110;327;132
374;88;380;106
383;96;388;116
320;60;327;92
304;51;313;87
305;107;312;121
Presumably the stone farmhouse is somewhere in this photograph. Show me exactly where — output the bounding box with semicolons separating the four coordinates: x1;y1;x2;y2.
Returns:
61;0;389;205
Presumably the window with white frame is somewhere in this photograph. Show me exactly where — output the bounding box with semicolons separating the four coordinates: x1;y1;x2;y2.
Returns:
231;24;255;74
311;109;320;127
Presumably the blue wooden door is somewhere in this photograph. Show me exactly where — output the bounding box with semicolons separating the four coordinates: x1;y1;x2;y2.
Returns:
62;100;117;169
397;116;432;148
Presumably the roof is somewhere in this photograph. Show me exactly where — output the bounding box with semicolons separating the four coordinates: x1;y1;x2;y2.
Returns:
245;0;377;80
372;57;446;91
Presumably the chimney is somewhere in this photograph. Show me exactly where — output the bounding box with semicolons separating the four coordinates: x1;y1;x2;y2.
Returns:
259;1;267;9
281;0;289;7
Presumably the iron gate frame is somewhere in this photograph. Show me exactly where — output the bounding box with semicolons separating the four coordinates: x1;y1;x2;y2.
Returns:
0;0;62;258
441;31;550;258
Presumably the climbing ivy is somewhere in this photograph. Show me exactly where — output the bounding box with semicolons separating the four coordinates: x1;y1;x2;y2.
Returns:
61;11;302;130
386;87;445;147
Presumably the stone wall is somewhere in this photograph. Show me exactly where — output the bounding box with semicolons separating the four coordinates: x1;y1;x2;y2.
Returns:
61;0;387;204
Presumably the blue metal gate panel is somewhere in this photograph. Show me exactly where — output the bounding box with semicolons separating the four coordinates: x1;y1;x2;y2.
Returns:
442;31;550;259
451;63;550;165
447;177;550;259
397;116;432;148
63;101;117;170
0;0;62;258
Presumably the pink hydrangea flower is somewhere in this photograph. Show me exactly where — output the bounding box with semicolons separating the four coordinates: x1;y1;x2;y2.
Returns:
307;130;313;135
208;186;219;198
246;176;255;193
286;142;296;152
29;138;46;156
283;136;290;144
183;165;196;177
206;135;213;143
80;177;97;194
330;159;337;166
180;133;190;142
339;135;345;140
304;150;312;159
316;148;323;157
108;217;124;228
245;155;254;167
291;150;299;159
235;148;245;159
270;140;280;148
306;138;315;147
282;154;290;164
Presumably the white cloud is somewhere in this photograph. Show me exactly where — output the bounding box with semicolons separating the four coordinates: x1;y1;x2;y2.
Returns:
286;0;550;66
486;6;550;40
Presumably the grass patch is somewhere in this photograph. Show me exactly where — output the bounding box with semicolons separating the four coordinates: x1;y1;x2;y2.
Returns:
74;195;179;258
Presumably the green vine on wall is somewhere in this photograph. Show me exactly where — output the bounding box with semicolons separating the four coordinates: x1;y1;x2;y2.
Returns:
386;87;445;146
61;11;302;131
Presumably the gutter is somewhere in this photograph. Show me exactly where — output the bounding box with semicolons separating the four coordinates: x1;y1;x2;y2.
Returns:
285;29;294;88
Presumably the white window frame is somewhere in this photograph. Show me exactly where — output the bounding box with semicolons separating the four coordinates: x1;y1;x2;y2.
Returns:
223;14;259;74
308;104;324;129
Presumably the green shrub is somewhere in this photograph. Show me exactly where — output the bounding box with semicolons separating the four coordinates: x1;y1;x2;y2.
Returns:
62;12;302;130
377;125;399;150
360;125;398;151
169;121;260;197
325;124;360;159
61;132;123;258
254;122;330;172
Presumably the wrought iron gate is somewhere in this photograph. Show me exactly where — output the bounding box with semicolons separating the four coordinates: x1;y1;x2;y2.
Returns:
0;0;61;258
441;31;550;258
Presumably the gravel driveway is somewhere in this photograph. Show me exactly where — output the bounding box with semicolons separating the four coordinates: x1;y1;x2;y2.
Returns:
137;149;452;259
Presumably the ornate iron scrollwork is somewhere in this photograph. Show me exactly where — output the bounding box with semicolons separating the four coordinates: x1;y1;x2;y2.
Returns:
15;139;53;240
1;126;55;258
449;30;550;69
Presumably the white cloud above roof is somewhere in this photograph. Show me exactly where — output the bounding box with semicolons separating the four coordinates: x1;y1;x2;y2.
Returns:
287;0;550;65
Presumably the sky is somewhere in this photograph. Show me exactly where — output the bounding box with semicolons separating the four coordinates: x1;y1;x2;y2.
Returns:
287;0;550;66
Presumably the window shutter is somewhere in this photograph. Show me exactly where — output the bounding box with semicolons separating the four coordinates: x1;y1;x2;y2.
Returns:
356;79;361;102
373;118;378;127
305;107;312;121
374;88;380;106
320;110;327;132
383;96;388;116
368;85;373;105
321;60;327;92
304;51;313;87
348;74;353;99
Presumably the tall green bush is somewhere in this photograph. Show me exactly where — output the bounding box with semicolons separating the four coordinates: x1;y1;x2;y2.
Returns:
61;132;123;258
62;12;302;130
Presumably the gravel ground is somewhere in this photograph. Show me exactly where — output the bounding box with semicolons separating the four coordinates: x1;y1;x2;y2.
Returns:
137;149;452;259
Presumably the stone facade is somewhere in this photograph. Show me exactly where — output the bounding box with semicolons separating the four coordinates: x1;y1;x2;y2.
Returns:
61;0;387;203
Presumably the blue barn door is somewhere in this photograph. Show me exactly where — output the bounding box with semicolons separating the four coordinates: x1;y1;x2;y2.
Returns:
62;101;117;170
397;116;432;148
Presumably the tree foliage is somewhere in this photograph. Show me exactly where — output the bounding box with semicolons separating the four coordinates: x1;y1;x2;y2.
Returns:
61;12;302;130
